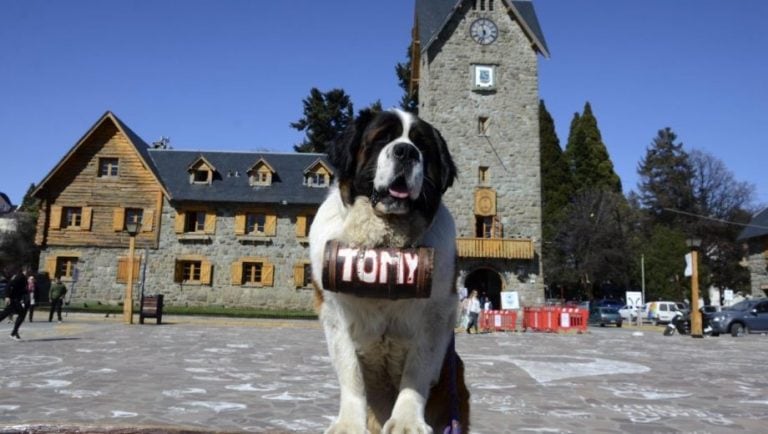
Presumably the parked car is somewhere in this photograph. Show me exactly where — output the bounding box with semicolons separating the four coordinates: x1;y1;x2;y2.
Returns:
640;301;682;325
589;306;623;327
618;305;640;322
707;298;768;337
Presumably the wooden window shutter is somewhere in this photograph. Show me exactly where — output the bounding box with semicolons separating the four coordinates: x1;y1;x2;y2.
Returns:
173;260;183;283
293;264;304;288
113;208;125;231
265;214;277;236
204;211;216;234
45;256;57;277
262;263;274;286
230;261;243;285
116;256;141;283
174;210;185;234
200;260;212;285
141;209;154;232
295;215;306;238
50;205;62;230
234;212;246;235
81;207;93;230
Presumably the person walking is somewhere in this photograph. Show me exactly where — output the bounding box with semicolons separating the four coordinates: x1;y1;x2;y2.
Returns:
0;269;29;340
25;271;37;322
465;290;481;334
49;276;68;323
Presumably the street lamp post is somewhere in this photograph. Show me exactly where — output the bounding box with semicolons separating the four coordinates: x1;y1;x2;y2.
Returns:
686;237;703;338
124;220;141;324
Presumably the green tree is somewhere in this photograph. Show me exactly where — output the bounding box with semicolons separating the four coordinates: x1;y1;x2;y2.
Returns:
0;212;39;274
291;88;354;153
564;102;622;194
19;183;40;218
636;127;695;227
395;45;418;113
638;225;689;302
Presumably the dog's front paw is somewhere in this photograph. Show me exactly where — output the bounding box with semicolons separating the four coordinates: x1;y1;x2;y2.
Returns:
324;419;368;434
382;417;433;434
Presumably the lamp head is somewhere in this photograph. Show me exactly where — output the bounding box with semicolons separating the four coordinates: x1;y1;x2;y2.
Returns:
125;220;141;236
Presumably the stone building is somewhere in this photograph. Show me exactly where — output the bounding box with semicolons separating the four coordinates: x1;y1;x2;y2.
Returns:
33;0;550;311
738;207;768;296
413;0;548;308
33;112;330;309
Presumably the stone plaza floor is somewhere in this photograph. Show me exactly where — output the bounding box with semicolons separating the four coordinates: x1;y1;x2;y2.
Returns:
1;313;767;433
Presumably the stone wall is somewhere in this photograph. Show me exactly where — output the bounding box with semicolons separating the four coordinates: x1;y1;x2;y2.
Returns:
39;198;317;310
745;238;768;296
418;3;545;305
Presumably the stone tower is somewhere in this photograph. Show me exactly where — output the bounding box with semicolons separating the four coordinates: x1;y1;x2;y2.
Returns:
413;0;549;307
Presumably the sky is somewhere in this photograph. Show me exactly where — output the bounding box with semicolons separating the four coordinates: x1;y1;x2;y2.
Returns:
2;0;767;209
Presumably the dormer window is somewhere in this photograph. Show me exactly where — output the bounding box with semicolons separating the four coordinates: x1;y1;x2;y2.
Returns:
187;156;216;185
247;158;276;187
303;159;333;188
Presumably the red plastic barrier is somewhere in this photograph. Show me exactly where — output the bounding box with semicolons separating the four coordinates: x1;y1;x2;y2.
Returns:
523;306;588;333
479;310;518;332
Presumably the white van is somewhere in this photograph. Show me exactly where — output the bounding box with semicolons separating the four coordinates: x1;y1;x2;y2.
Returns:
640;301;682;324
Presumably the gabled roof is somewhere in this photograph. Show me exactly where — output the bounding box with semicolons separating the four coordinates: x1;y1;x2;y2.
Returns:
0;192;13;214
247;158;276;174
737;207;768;241
187;155;217;172
33;111;168;198
303;158;333;175
147;150;333;205
415;0;549;57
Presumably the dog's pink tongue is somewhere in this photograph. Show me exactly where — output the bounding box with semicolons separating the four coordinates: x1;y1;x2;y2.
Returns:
388;187;409;199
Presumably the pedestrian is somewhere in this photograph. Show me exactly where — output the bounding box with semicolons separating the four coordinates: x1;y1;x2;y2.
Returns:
465;290;481;334
25;270;37;322
49;276;68;323
0;269;29;340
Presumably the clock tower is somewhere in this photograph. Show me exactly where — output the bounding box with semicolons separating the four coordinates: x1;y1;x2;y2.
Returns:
412;0;549;307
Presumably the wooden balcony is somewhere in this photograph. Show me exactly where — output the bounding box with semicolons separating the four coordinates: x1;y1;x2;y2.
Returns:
456;237;534;260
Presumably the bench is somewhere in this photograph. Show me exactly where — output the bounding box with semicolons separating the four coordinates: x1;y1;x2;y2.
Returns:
139;294;164;325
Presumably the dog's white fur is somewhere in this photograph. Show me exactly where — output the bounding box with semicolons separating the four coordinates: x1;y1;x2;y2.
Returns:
310;110;458;434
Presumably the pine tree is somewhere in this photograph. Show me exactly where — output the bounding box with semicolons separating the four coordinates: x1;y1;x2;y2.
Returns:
565;102;622;194
636;127;695;227
395;45;418;113
291;88;354;153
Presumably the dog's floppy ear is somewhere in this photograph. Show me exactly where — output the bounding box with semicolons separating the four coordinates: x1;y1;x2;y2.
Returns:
433;127;458;193
327;109;375;181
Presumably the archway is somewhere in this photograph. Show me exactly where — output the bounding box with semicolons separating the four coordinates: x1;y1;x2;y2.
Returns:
464;268;503;310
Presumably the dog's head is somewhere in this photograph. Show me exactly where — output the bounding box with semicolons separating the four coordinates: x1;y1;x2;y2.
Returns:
327;109;457;223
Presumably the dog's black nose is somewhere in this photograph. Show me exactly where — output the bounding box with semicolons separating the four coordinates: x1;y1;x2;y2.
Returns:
392;142;420;162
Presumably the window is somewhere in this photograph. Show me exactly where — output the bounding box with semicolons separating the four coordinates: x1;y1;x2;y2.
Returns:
478;117;490;136
231;258;274;286
475;216;501;238
56;257;78;279
182;261;202;282
63;207;83;228
478;166;489;184
174;257;212;284
99;158;119;177
303;263;312;287
234;211;275;237
193;169;210;183
185;211;207;233
242;262;263;284
293;262;312;288
307;172;329;187
124;208;144;230
246;213;267;234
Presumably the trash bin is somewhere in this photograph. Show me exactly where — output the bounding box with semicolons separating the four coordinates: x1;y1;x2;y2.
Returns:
139;294;164;325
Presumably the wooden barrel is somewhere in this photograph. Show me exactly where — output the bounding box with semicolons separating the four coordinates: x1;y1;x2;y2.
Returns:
322;240;434;299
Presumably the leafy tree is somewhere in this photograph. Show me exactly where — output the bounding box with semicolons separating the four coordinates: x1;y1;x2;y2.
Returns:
291;88;354;153
19;183;40;218
395;45;418;113
550;189;634;300
638;225;689;302
564;102;622;194
0;212;39;275
636;127;695;227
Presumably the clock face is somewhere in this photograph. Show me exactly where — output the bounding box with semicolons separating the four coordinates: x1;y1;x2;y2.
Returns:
470;18;498;45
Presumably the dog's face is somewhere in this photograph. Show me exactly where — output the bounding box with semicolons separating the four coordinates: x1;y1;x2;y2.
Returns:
328;109;457;222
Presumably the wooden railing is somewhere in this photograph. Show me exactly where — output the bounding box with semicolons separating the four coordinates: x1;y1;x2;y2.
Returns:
456;238;534;259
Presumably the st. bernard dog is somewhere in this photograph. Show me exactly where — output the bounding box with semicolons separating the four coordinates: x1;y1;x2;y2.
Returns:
310;109;470;434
